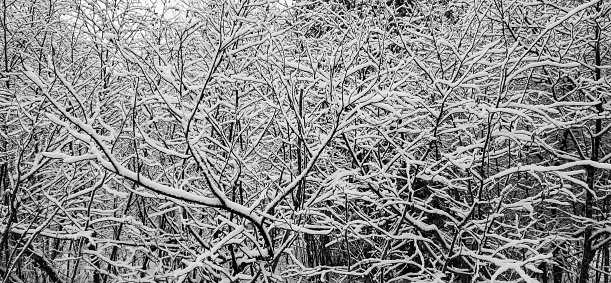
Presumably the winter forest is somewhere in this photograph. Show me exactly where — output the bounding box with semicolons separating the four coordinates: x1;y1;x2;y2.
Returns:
2;0;611;282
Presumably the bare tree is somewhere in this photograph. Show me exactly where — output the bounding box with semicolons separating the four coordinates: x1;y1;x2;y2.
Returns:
2;0;611;282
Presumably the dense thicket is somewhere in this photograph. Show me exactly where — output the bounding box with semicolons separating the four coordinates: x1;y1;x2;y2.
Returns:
1;0;611;282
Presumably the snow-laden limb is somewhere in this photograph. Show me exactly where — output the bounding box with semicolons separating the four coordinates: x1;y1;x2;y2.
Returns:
486;160;611;185
38;88;228;208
